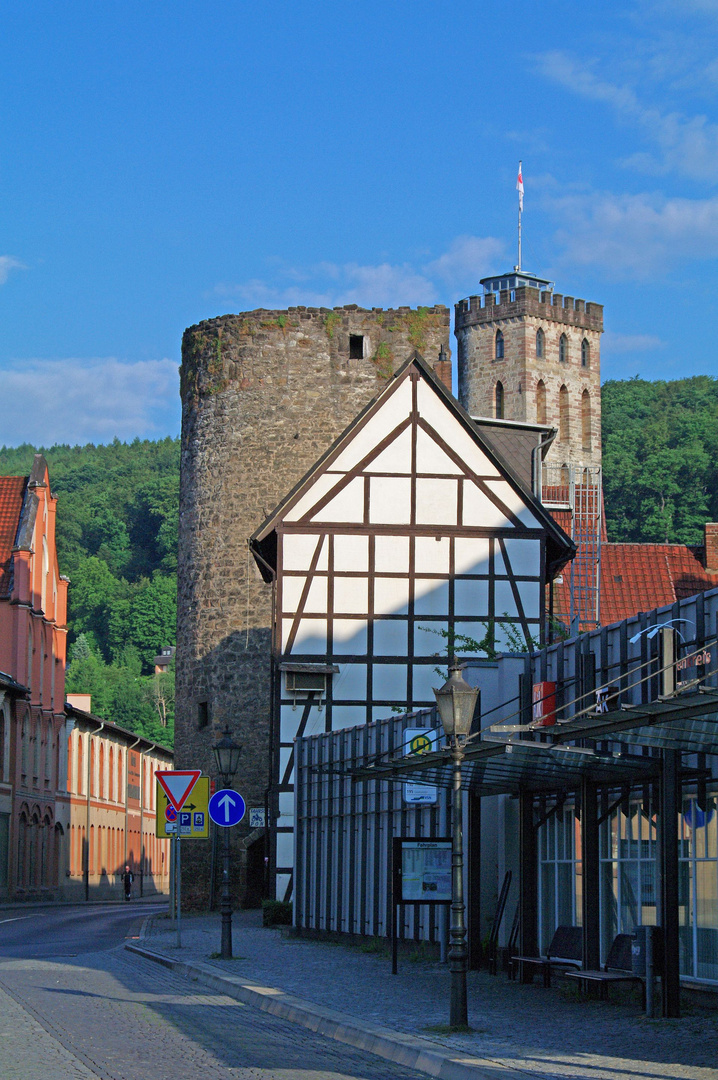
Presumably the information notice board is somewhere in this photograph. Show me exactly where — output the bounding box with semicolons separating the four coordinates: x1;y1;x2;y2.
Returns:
391;837;452;973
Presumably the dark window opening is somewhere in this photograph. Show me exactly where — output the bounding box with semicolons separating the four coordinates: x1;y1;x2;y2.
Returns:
349;335;364;360
197;701;209;729
495;330;505;360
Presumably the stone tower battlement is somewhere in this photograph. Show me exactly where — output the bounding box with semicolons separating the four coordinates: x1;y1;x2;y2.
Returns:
455;274;602;471
176;303;450;904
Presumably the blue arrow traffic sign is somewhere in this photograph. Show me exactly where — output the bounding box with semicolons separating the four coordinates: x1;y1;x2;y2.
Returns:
208;789;246;828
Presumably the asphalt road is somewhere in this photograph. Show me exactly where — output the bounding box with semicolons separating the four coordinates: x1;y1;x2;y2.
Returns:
0;904;422;1079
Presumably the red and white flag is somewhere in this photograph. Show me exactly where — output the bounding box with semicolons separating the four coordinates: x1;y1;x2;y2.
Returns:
516;161;524;211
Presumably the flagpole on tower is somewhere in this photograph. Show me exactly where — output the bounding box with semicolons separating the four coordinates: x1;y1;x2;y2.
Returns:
516;161;524;271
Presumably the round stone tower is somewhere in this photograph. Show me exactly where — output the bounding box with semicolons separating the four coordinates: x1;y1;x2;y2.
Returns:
455;270;603;470
176;304;450;905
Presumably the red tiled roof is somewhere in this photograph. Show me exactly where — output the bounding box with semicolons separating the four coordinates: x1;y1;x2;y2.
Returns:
0;476;26;596
552;540;718;628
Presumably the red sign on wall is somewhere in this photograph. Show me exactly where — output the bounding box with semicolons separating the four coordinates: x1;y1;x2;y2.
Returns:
532;682;557;727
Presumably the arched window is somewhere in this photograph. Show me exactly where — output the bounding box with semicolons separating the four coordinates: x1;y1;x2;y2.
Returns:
90;740;95;797
582;389;591;449
559;385;570;442
44;719;52;781
581;338;590;368
559;334;568;363
536;380;547;426
495;381;505;419
536;328;544;358
99;744;105;799
117;750;123;804
109;746;114;803
32;719;40;778
21;717;28;777
495;329;504;360
77;735;83;796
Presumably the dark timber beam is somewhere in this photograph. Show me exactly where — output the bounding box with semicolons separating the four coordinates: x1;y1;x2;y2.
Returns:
660;749;681;1018
580;778;601;972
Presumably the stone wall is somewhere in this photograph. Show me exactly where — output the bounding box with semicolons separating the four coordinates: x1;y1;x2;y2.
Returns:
455;287;603;470
176;304;450;905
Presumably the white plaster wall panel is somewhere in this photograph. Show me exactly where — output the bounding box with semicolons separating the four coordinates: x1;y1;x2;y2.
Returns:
517;579;541;617
281;706;322;742
332;618;368;651
454;578;490;617
283;533;328;571
412;665;441;702
333;664;368;700
366;427;413;473
276;873;291;899
276;831;294;869
302;708;329;740
278;746;292;780
415;536;450;575
369;476;411;524
282;575;328;614
374;576;410;616
462;483;515;529
285;473;338;522
414;622;449;655
414;579;450;616
455;621;490;649
372;664;407;700
333;576;368;615
493;546;507;576
330;705;365;729
417;382;500;477
415;427;463;475
494;580;520;617
312;477;365;523
415;477;458;526
373;618;408;655
278;791;294;818
502;538;541;577
330;379;413;472
454;537;490;574
484;481;542;528
334;534;369;572
375;535;410;573
284;618;327;653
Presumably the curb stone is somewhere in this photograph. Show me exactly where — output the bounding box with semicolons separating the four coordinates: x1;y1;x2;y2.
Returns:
124;941;532;1080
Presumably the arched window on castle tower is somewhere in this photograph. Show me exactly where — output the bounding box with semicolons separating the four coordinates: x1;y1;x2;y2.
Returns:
536;328;544;358
581;338;590;368
559;334;568;363
536;380;547;425
495;330;504;360
582;389;591;450
559;385;569;441
495;381;504;419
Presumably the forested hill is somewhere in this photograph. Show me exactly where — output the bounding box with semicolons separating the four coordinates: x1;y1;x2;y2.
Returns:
1;374;716;741
0;438;179;744
602;376;718;545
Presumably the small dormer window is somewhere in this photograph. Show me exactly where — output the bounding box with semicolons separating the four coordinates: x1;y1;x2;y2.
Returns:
349;335;364;360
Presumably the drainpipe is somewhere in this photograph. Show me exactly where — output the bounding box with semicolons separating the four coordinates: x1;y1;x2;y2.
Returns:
125;736;141;876
139;743;155;898
86;719;104;901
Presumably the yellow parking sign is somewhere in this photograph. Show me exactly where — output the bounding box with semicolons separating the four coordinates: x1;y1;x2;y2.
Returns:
156;776;210;839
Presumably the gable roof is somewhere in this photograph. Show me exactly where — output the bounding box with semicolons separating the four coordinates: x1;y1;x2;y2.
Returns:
251;352;575;580
0;476;27;597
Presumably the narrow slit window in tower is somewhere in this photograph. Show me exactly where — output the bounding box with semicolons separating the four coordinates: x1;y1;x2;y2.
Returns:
582;389;591;450
349;335;364;360
536;380;547;425
581;338;590;368
495;330;504;360
495;381;504;419
559;334;568;363
536;328;544;358
559;385;569;441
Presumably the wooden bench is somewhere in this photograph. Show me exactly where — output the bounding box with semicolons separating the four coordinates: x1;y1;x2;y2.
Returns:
565;933;645;1005
511;925;583;987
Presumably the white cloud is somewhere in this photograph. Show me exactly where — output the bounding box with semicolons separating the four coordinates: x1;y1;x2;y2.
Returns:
0;357;180;447
0;256;26;285
214;234;507;312
603;331;665;352
548;189;718;276
535;50;718;179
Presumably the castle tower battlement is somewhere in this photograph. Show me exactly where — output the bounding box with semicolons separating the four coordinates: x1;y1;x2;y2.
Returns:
455;271;603;471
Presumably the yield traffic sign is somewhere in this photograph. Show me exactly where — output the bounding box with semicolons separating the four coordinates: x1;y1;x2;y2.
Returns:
155;769;201;812
208;789;246;828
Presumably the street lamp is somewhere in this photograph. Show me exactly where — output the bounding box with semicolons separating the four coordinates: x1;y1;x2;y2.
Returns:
433;659;479;1030
212;725;242;960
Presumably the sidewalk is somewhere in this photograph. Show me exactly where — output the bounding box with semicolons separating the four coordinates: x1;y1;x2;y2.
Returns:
128;910;718;1080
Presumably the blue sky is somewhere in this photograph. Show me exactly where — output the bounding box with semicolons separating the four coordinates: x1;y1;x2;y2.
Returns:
2;0;718;446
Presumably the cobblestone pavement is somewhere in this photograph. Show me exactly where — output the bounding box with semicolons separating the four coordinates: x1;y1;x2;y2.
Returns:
0;945;425;1079
144;911;718;1080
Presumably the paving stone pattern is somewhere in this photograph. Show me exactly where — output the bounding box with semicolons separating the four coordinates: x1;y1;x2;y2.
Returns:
146;910;718;1080
0;947;423;1080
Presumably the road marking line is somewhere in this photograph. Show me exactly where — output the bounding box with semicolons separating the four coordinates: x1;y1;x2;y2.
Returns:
0;916;35;924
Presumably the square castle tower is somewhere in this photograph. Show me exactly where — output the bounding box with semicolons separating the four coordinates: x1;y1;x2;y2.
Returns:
454;270;603;471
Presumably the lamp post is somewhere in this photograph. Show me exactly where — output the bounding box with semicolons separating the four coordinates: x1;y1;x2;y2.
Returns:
433;659;479;1030
212;726;242;960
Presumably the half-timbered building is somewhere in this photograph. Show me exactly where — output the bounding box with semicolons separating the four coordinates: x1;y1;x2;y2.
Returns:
251;353;574;901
